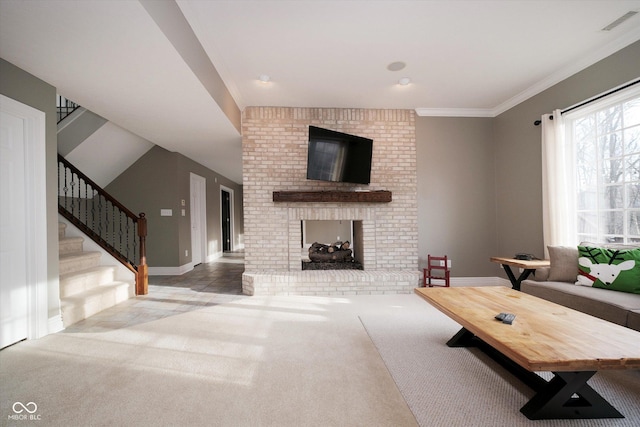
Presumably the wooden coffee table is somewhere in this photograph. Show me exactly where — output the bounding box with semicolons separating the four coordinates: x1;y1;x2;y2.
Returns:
414;286;640;420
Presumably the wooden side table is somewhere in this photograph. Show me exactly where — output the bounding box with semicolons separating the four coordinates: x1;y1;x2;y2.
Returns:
490;257;550;291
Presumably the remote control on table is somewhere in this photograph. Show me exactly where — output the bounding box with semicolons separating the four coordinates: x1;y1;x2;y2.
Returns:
502;313;516;324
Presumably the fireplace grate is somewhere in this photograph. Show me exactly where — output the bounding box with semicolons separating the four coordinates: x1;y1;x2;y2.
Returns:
302;261;363;270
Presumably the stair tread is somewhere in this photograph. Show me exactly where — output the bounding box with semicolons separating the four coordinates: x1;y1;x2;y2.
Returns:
57;222;136;327
60;265;115;280
59;251;101;261
60;280;135;327
58;236;85;255
60;281;134;304
59;236;84;243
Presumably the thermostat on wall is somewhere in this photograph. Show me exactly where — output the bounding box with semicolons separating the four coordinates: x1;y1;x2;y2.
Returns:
160;209;173;216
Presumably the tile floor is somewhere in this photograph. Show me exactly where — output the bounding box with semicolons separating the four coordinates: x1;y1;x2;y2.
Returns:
63;251;247;333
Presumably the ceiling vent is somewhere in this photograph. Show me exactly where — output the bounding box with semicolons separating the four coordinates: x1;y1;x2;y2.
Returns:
601;11;638;31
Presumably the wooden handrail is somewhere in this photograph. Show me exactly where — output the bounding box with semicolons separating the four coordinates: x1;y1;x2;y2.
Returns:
136;213;148;295
58;154;148;295
59;154;139;218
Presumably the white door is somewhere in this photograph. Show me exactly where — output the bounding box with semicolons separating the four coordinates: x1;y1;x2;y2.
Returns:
0;106;29;349
190;173;206;266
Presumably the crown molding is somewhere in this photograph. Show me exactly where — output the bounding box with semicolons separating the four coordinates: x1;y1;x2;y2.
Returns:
414;108;494;117
492;26;640;117
417;26;640;119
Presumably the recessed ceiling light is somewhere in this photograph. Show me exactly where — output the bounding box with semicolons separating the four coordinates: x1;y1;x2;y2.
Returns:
398;77;411;86
258;74;270;83
387;61;406;72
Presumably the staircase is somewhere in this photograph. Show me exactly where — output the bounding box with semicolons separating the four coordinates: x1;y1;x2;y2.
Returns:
59;222;135;327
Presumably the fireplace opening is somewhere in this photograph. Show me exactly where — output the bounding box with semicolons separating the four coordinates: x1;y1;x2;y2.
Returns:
301;220;363;270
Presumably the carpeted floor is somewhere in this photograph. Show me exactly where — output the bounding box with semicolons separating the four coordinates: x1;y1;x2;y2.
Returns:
360;303;640;427
1;291;419;427
2;273;639;426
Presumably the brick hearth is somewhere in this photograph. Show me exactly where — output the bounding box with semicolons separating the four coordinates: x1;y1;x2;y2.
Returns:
242;107;419;295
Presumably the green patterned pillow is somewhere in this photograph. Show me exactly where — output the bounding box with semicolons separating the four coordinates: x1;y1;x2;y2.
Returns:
576;246;640;294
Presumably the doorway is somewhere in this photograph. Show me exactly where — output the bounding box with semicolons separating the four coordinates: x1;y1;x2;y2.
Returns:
221;187;233;252
190;173;206;266
0;95;48;348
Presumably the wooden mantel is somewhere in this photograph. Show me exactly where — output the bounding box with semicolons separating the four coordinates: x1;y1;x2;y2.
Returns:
273;190;392;203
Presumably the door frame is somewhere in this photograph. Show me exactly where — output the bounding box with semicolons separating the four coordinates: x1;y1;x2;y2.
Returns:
0;94;49;341
189;173;207;267
220;186;234;252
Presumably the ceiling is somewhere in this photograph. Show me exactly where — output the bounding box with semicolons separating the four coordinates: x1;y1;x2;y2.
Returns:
1;1;640;184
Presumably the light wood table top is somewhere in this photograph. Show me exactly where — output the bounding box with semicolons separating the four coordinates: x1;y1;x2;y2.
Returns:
490;257;550;269
414;286;640;372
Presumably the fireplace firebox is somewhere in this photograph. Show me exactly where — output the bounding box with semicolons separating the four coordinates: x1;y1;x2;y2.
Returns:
301;220;363;270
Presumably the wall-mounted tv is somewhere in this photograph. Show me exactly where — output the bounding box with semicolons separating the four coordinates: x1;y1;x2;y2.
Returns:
306;126;373;185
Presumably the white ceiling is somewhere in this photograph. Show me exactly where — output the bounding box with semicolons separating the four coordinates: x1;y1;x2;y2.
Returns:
2;1;640;184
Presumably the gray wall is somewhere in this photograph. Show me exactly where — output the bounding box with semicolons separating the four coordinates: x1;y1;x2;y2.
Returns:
492;40;640;277
106;145;243;268
0;58;60;320
106;146;180;266
177;153;244;262
415;40;640;279
416;117;496;276
3;37;639;281
57;108;107;156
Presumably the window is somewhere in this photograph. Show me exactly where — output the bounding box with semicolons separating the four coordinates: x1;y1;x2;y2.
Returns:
566;86;640;244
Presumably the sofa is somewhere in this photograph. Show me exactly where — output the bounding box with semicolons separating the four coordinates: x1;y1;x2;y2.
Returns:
521;245;640;332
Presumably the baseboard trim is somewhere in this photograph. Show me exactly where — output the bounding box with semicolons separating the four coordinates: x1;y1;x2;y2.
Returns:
449;277;511;287
206;251;223;263
148;250;247;276
48;315;65;334
148;264;193;276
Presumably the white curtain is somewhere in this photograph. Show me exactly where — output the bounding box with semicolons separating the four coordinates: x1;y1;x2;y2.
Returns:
541;109;576;258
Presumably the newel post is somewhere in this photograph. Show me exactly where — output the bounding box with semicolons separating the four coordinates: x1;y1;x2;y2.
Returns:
136;212;148;295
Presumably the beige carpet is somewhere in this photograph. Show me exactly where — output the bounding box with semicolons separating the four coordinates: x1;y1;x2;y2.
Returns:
1;294;418;427
360;303;640;427
3;291;639;426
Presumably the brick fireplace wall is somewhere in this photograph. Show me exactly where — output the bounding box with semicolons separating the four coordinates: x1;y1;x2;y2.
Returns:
242;107;419;295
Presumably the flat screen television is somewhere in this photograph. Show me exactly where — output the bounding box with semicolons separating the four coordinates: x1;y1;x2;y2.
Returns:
306;126;373;185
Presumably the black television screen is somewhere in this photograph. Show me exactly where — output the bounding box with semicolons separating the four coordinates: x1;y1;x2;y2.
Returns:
306;126;373;185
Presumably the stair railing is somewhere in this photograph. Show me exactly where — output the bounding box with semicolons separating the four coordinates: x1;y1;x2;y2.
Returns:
57;95;80;124
58;154;148;295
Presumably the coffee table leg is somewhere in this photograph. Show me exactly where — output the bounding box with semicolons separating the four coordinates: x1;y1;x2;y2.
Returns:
446;328;476;347
520;371;624;420
444;329;625;420
502;265;534;291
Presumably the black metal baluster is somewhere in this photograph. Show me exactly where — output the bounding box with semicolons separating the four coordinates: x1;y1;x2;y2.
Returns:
118;210;123;256
71;172;77;219
84;179;89;227
133;220;139;265
57;154;148;295
92;186;97;235
125;216;131;263
111;203;116;250
64;163;68;211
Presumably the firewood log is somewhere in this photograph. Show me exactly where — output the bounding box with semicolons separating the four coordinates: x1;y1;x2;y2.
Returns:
309;242;329;254
309;249;353;263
